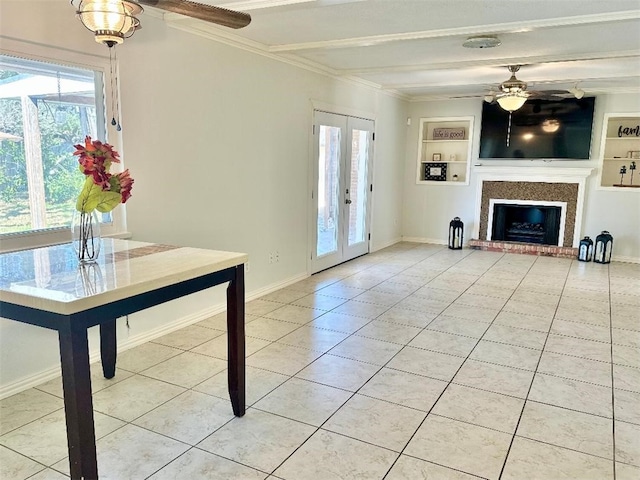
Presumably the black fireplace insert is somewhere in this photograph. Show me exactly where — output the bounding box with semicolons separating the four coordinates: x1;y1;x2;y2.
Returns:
491;204;562;245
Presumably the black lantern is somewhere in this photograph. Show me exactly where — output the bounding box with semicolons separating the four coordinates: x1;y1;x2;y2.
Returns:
577;236;593;262
594;231;613;264
448;217;464;250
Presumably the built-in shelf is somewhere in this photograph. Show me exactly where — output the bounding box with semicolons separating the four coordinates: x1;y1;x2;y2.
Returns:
421;160;467;164
416;116;474;185
598;113;640;190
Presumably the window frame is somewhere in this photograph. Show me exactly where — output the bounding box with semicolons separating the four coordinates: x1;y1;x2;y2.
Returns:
0;39;130;253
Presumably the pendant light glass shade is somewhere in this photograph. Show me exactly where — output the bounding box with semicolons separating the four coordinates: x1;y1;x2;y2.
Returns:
74;0;142;46
497;94;527;112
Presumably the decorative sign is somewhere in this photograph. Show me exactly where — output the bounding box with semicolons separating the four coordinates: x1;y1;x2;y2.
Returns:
424;162;447;181
617;125;640;137
433;128;465;140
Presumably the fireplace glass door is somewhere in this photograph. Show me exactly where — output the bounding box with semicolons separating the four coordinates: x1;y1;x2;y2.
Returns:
491;204;562;245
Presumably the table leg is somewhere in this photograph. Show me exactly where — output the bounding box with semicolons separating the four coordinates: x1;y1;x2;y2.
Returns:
226;264;246;416
99;319;117;379
58;324;98;480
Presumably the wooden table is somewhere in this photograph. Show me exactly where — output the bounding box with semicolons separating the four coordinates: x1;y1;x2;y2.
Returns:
0;239;247;479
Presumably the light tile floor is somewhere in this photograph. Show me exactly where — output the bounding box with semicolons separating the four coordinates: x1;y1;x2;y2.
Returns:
1;243;639;479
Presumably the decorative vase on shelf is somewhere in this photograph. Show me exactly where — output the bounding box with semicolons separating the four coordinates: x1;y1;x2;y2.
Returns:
71;210;101;263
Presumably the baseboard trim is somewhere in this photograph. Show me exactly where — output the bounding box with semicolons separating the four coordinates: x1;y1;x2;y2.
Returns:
0;272;309;400
401;236;447;245
371;237;402;252
612;255;640;264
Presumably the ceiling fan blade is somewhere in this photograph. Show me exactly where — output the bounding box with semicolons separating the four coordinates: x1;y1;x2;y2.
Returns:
530;89;571;96
138;0;251;29
528;91;572;101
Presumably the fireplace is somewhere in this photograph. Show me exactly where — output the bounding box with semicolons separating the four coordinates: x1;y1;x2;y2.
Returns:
470;167;594;256
487;198;567;246
491;204;562;245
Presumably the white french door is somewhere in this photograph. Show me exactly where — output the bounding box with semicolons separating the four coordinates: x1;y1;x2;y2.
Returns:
311;111;374;273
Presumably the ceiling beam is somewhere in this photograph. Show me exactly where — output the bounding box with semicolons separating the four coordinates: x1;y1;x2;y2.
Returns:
382;72;640;91
268;10;640;52
339;51;640;76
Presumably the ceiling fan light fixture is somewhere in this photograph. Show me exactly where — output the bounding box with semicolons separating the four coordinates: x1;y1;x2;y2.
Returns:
570;85;585;99
462;35;502;49
497;94;527;112
74;0;143;47
542;119;560;133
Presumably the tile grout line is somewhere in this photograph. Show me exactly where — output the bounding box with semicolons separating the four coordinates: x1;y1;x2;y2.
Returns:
380;250;520;479
496;257;587;479
263;247;486;477
244;245;437;476
608;262;618;480
7;246;634;479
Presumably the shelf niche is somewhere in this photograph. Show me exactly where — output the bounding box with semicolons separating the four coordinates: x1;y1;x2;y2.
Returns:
598;113;640;189
416;116;474;185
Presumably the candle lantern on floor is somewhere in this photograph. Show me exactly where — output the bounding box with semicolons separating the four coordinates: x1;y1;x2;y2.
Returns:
577;236;593;262
594;231;613;264
448;217;464;250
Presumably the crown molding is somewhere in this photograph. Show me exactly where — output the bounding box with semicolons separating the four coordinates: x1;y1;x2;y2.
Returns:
163;20;410;101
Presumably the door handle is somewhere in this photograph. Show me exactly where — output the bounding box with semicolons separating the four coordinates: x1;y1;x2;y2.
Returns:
345;199;352;204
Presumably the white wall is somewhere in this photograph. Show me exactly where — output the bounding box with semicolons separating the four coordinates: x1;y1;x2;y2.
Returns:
403;95;640;261
0;1;407;395
117;15;407;285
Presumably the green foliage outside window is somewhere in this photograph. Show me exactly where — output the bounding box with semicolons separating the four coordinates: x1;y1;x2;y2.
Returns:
0;68;97;233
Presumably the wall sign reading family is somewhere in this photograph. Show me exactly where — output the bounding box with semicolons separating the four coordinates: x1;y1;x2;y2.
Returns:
618;125;640;137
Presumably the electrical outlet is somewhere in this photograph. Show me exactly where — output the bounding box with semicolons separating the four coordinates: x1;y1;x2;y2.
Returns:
268;252;273;264
244;262;250;273
275;250;280;263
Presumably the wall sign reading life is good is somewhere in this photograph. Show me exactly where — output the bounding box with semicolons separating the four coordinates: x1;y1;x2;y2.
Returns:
433;128;465;140
618;125;640;137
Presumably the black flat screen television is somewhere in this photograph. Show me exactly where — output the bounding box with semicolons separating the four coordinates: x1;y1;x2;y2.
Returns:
479;97;596;159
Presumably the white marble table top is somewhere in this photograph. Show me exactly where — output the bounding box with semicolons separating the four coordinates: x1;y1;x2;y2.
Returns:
0;239;248;315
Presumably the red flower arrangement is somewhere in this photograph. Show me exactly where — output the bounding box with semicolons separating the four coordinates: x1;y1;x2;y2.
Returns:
73;136;134;213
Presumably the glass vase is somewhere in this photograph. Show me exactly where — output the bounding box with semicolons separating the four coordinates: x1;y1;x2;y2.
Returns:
71;210;102;263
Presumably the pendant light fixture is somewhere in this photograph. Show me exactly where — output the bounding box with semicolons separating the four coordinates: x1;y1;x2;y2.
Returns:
72;1;142;131
497;94;527;112
72;0;142;47
497;65;529;112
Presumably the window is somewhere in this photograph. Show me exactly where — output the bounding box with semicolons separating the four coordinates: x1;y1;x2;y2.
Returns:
0;54;114;250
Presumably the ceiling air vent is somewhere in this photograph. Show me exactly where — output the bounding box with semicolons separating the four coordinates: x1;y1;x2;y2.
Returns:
462;35;502;49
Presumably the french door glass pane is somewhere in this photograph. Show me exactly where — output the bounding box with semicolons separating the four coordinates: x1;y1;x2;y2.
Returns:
316;125;341;257
0;55;102;234
348;129;369;246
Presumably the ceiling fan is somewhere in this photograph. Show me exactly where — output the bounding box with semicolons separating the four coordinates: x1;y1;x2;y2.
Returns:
487;65;583;112
71;1;251;131
72;0;251;47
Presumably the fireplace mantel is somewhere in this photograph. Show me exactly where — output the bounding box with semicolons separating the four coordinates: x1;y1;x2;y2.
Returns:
472;167;594;248
473;166;594;181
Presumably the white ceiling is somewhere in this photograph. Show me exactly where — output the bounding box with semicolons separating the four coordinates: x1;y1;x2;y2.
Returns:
154;0;640;100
